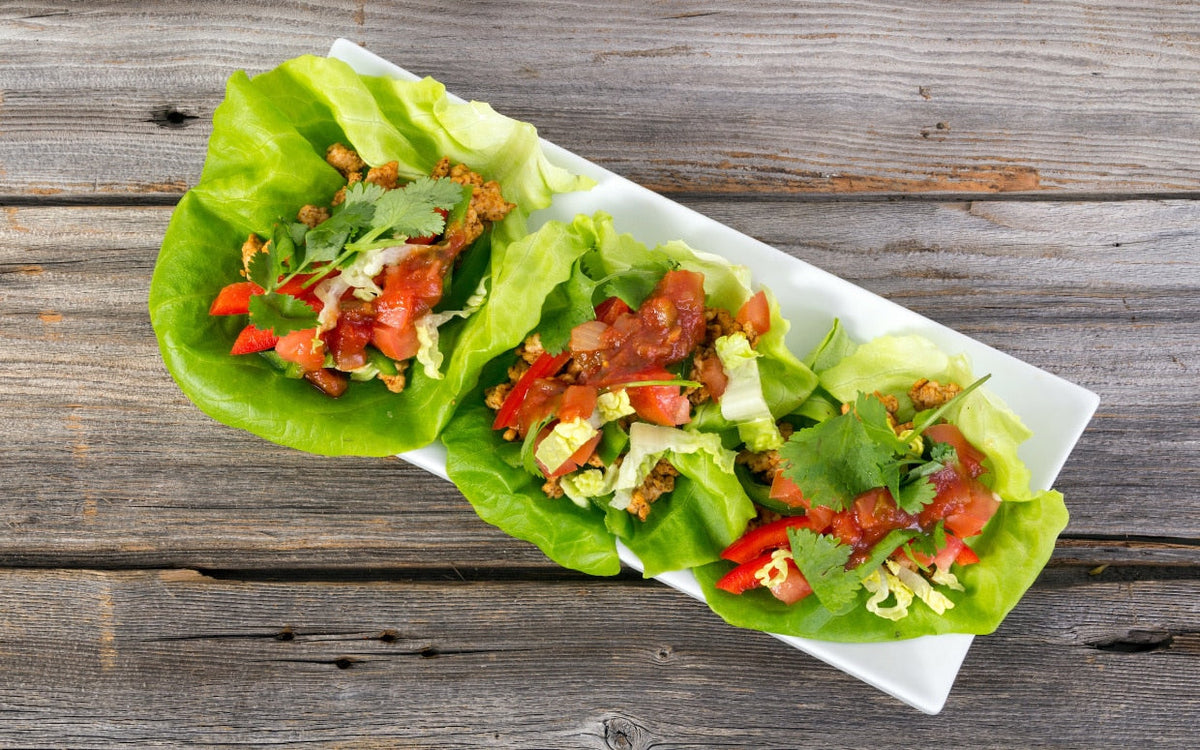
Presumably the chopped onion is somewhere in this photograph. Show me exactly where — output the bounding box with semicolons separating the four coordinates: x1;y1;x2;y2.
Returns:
569;319;609;352
315;276;351;331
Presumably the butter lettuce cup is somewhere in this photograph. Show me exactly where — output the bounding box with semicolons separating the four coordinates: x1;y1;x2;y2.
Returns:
695;324;1070;642
150;55;591;456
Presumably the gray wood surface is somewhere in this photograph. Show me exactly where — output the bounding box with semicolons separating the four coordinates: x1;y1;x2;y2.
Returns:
0;0;1197;746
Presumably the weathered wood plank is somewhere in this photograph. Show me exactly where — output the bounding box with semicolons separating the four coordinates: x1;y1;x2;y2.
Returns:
2;1;1200;198
0;202;1195;568
0;567;1193;747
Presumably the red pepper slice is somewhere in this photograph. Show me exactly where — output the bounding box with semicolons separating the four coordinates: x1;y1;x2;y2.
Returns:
492;351;571;430
210;281;264;316
720;516;818;564
714;551;778;594
230;323;279;355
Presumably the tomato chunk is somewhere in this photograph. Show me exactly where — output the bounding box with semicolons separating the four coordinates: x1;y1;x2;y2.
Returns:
626;382;691;426
492;352;571;431
275;328;325;373
735;290;771;335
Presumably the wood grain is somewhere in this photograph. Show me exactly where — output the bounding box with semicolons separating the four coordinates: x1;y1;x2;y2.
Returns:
2;1;1200;199
0;567;1193;747
1;202;1195;569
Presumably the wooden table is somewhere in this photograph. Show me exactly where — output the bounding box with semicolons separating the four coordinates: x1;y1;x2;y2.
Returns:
2;1;1196;745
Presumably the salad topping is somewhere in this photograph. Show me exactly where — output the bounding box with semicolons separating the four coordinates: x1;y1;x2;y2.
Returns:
485;268;774;520
717;376;1000;619
208;145;514;397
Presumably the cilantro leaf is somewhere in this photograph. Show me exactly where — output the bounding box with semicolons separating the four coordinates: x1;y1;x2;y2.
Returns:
854;528;919;574
779;411;894;510
340;180;386;208
854;393;909;454
247;291;319;336
787;527;859;614
400;175;468;211
245;244;273;289
359;177;466;246
305;200;375;264
896;476;937;513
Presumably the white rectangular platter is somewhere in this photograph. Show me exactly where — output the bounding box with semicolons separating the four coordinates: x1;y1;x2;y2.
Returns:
329;38;1099;715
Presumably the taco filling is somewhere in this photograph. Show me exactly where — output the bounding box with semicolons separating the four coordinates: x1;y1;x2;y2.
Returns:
208;145;514;398
486;268;778;521
717;377;997;617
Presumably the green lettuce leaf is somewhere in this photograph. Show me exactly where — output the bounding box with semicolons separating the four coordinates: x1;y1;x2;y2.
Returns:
443;213;802;576
148;55;591;455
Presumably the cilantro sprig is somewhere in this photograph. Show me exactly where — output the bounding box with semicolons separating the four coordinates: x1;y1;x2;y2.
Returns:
779;375;990;514
241;176;469;335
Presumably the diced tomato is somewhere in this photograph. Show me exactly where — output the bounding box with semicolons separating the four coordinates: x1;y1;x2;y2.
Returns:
558;385;599;422
304;368;348;398
583;270;707;386
274;328;325;373
693;353;728;401
371;323;420;362
715;552;777;594
921;465;1001;539
769;472;810;509
769;560;813;605
721;516;819;564
626;382;691;426
492;351;571;431
326;301;375;371
373;249;449;329
210;281;264;316
924;532;980;572
593;296;631;326
829;510;863;548
925;423;988;478
514;378;568;437
735;290;771;335
805;504;835;534
852;487;916;532
955;542;981;566
230;323;278;355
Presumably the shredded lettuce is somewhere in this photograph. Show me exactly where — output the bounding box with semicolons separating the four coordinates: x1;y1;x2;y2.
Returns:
534;418;599;475
714;332;783;451
413;277;490;379
609;423;735;511
596;389;635;423
560;468;611;509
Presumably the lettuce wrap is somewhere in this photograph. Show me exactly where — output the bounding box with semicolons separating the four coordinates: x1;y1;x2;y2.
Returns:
443;212;819;576
694;326;1069;641
149;55;591;455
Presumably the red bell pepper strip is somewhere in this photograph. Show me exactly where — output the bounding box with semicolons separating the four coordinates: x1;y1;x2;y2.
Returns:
720;516;818;564
230;323;279;355
715;551;778;594
492;351;571;430
209;281;264;316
